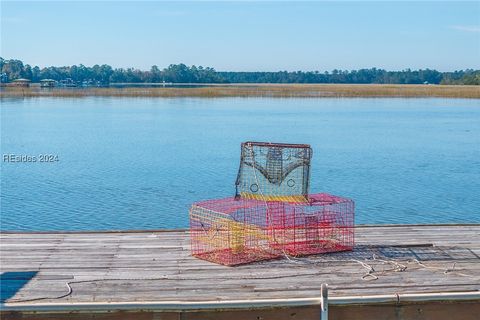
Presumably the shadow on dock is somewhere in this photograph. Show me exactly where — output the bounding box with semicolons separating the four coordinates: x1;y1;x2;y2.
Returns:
1;271;38;302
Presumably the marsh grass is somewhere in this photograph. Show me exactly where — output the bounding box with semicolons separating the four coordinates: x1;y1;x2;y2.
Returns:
1;84;479;98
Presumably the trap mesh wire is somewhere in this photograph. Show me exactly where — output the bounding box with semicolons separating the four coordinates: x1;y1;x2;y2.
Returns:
267;193;355;256
190;193;354;266
189;197;280;266
235;142;312;202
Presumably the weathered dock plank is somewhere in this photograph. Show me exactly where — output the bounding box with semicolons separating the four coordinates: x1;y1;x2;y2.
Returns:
1;225;479;320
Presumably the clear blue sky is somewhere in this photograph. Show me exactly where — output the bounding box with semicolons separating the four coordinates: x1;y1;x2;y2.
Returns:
1;1;479;71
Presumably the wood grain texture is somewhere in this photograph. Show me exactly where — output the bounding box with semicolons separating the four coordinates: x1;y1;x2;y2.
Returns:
1;225;479;306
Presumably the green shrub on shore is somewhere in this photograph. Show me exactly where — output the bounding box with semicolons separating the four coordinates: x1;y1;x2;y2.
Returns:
1;57;479;86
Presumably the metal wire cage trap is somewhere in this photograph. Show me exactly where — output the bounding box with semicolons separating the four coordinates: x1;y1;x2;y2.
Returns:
266;193;355;256
235;142;312;202
189;197;281;266
189;193;354;266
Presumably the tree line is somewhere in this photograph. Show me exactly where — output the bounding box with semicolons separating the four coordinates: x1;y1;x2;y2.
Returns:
1;58;478;85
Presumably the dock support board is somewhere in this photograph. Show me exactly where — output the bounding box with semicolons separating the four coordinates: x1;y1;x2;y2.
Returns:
321;283;328;320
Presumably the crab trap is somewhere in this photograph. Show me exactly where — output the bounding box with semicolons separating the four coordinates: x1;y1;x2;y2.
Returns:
266;193;355;256
189;197;280;266
235;142;312;202
189;193;354;266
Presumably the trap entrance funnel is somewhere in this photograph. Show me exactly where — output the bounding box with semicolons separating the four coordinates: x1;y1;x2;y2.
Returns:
235;141;312;202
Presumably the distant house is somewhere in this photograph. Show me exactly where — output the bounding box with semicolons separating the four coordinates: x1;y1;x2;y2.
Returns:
40;79;56;88
12;78;31;87
59;78;77;87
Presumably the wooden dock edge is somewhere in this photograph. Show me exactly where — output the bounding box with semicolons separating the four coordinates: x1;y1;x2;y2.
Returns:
2;292;479;320
2;223;479;234
1;301;479;320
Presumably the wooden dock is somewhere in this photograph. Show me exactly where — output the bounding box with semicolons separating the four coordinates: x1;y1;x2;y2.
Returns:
1;225;479;319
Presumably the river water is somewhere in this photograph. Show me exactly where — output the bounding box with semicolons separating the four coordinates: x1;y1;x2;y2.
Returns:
1;97;479;230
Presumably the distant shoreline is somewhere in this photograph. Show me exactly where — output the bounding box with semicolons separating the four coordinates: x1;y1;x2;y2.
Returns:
1;84;479;99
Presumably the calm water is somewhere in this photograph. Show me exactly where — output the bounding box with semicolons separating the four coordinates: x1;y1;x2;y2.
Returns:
1;97;479;231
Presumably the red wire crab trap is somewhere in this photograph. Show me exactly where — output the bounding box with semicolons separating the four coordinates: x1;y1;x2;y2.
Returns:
235;142;312;203
189;193;354;266
266;193;354;256
189;141;355;266
189;197;281;266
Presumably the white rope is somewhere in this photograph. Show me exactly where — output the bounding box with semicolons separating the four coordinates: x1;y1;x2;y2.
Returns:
372;254;407;272
350;259;378;281
8;277;169;303
412;259;474;278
